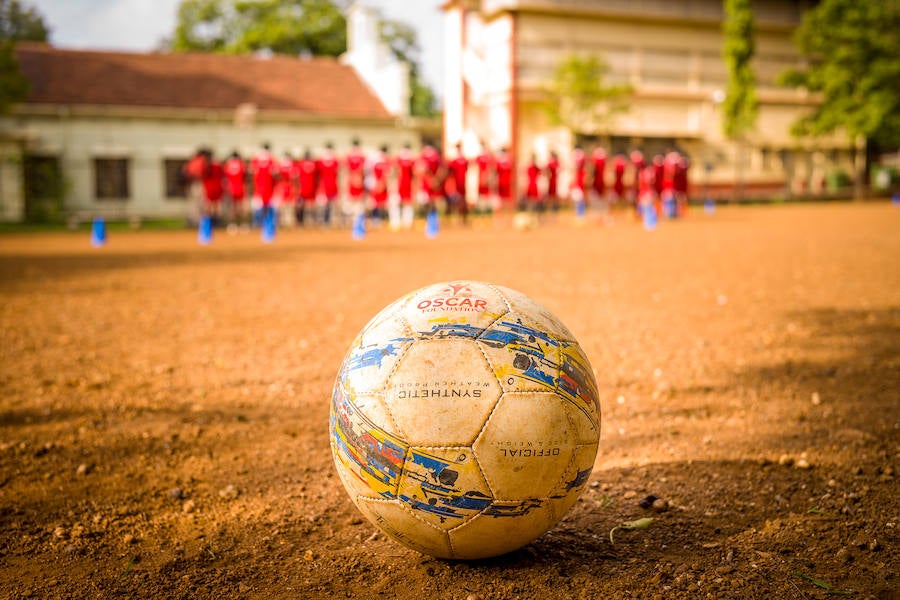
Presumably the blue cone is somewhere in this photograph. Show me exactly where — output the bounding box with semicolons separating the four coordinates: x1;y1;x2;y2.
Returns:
351;213;366;240
575;200;586;218
198;214;213;245
90;217;106;247
425;207;439;239
261;208;276;243
704;198;716;214
642;204;658;231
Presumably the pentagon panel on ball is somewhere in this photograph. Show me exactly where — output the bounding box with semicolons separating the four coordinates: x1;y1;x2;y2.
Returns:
330;280;601;560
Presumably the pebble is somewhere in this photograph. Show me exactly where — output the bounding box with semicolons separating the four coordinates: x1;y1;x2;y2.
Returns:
52;526;67;539
167;488;184;501
123;534;135;545
303;549;315;561
778;455;794;467
76;463;92;476
218;484;239;500
466;595;483;600
182;500;196;513
638;494;658;509
652;498;670;513
795;458;811;469
811;392;821;405
623;490;637;499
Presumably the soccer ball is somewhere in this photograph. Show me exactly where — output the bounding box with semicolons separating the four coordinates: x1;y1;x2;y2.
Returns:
330;281;601;559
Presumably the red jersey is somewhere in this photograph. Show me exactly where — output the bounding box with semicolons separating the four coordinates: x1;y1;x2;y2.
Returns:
652;156;665;195
662;153;678;193
674;157;689;194
612;155;627;197
251;151;275;205
546;155;559;197
276;157;295;203
639;165;655;197
223;157;246;201
476;151;494;195
202;161;224;203
448;155;468;196
525;162;541;200
495;153;513;201
297;157;318;203
571;149;586;192
345;148;366;200
630;150;645;191
316;151;339;199
419;146;443;198
395;149;416;203
184;153;208;182
370;152;390;206
591;148;607;195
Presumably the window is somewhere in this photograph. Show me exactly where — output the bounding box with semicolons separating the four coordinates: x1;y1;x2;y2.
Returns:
760;147;771;170
164;159;188;199
94;158;129;200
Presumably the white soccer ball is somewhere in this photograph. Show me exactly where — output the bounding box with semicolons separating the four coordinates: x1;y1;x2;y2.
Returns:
330;280;601;559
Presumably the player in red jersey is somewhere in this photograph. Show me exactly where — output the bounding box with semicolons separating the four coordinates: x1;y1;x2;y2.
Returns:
316;142;340;226
612;154;627;203
475;141;494;213
590;147;607;205
447;142;469;223
494;147;514;212
570;145;587;218
545;151;560;213
418;144;443;207
345;139;367;220
661;151;678;218
200;149;224;221
369;145;391;223
629;150;645;209
651;154;665;218
523;154;542;212
638;164;657;218
182;148;209;226
223;151;247;228
296;149;319;226
250;143;276;227
275;151;297;227
391;143;417;230
674;154;690;217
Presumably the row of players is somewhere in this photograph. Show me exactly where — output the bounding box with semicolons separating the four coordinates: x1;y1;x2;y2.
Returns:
182;140;692;227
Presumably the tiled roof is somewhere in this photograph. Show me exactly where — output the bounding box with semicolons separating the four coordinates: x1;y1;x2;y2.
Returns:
14;42;392;119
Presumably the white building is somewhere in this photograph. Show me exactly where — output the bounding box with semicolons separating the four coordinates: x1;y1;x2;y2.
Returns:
0;29;415;222
441;0;855;199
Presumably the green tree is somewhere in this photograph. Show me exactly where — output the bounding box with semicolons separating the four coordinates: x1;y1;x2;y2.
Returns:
722;0;758;201
541;54;632;138
169;0;347;57
378;18;437;117
0;0;49;114
0;0;49;42
780;0;900;196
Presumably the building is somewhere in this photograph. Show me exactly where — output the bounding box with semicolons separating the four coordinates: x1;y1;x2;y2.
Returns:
0;32;416;223
441;0;856;199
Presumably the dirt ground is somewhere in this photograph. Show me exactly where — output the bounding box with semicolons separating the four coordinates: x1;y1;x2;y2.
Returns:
0;203;897;599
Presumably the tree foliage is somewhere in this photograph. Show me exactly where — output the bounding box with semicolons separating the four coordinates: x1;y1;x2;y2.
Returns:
0;0;49;114
0;0;49;42
378;18;437;117
542;54;632;136
721;0;757;139
169;0;347;57
779;0;900;148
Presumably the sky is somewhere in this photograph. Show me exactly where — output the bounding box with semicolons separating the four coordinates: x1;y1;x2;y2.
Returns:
27;0;446;99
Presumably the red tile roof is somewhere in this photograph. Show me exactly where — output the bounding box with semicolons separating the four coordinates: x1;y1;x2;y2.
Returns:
14;42;392;119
